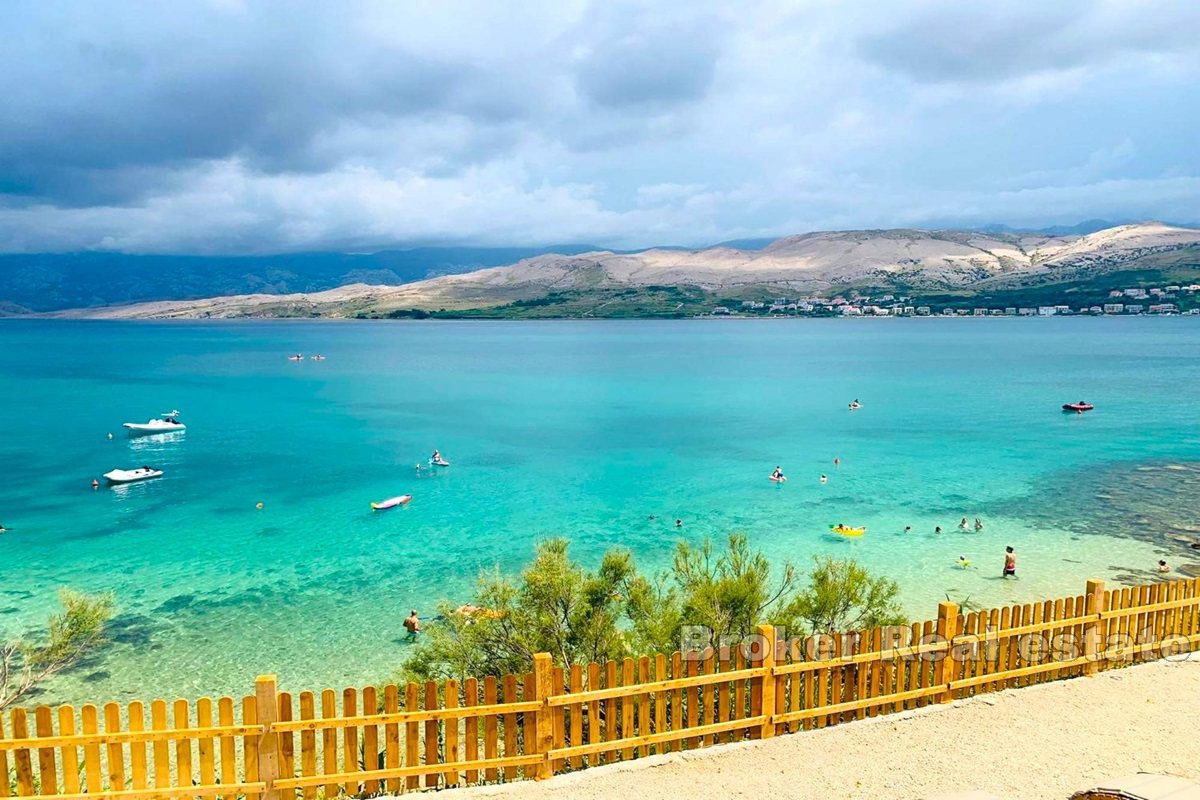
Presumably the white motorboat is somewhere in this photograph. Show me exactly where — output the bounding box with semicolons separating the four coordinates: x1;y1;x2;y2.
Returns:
103;467;163;484
123;417;186;434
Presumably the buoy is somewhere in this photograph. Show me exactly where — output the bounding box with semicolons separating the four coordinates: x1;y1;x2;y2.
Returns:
256;502;264;510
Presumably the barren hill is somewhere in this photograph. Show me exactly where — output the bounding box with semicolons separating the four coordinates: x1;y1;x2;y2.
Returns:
56;223;1200;319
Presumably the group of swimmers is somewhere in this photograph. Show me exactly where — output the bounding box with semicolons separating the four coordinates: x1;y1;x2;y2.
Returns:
925;517;985;535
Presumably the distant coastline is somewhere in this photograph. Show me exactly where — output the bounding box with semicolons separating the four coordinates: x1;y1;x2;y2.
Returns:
5;222;1198;321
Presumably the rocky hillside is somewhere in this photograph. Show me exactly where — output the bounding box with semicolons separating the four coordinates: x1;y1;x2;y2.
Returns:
52;223;1200;319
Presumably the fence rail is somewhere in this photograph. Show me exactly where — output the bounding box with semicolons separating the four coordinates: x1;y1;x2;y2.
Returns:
4;577;1199;798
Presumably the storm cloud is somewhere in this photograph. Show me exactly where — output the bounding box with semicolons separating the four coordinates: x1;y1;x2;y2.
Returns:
0;0;1197;253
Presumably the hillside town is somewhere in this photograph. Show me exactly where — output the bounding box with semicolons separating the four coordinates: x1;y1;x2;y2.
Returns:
711;284;1200;317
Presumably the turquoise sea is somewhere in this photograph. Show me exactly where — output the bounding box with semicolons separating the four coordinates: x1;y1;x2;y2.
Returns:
2;318;1199;705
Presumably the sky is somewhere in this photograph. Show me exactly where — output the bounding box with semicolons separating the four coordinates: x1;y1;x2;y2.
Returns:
1;0;1198;254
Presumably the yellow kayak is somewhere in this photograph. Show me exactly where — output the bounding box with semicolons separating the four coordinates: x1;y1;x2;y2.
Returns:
829;524;866;537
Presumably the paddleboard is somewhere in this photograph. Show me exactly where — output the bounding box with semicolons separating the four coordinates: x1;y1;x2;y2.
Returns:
371;494;412;510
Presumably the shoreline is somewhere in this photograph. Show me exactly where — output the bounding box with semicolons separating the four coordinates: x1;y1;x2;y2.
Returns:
4;313;1200;323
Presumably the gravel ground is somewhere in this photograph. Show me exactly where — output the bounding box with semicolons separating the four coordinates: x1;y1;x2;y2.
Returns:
438;657;1200;800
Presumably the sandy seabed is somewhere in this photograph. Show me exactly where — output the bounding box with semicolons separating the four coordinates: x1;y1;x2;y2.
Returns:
437;657;1200;800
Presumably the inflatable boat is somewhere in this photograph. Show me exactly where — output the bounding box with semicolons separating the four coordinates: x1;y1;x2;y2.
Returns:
829;524;866;537
103;467;163;484
1062;402;1094;412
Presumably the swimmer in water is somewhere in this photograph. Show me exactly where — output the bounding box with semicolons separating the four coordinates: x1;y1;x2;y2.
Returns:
820;474;828;484
1157;560;1171;573
675;519;683;528
974;518;984;531
935;526;942;535
904;526;911;534
959;517;968;530
958;555;972;568
833;457;840;466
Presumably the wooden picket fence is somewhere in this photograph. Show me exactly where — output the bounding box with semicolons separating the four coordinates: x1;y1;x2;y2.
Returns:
3;576;1199;799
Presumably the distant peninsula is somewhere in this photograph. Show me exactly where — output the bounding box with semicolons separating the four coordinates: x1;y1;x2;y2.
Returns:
10;222;1200;320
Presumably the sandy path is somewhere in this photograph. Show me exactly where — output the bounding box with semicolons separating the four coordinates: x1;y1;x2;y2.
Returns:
439;657;1199;800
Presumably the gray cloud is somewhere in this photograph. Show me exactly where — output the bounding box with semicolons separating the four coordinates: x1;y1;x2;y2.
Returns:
0;0;1197;253
573;24;720;109
857;0;1200;84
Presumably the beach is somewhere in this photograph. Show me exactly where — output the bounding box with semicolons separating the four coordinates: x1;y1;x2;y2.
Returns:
440;657;1200;800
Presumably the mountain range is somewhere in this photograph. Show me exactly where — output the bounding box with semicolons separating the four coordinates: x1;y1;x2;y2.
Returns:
9;222;1200;319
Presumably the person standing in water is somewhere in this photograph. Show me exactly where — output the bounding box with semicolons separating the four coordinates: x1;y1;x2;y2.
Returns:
959;517;968;530
1003;547;1017;578
403;610;421;640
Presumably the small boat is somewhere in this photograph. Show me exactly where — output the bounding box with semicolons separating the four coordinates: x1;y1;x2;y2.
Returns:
829;524;866;537
103;467;163;484
429;459;450;467
768;475;786;483
123;418;186;434
287;354;304;361
371;494;412;510
310;355;325;361
1062;402;1095;412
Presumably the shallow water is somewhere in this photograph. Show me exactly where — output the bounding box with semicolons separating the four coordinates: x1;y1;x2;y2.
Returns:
1;318;1198;704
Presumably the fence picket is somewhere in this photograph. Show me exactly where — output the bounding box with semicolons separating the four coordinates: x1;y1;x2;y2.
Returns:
654;655;669;750
482;677;498;782
568;665;583;769
297;692;316;800
462;678;478;785
586;663;601;765
79;705;101;795
11;708;33;796
33;706;56;797
173;699;192;789
423;682;439;789
242;696;258;800
502;675;518;781
361;686;378;794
